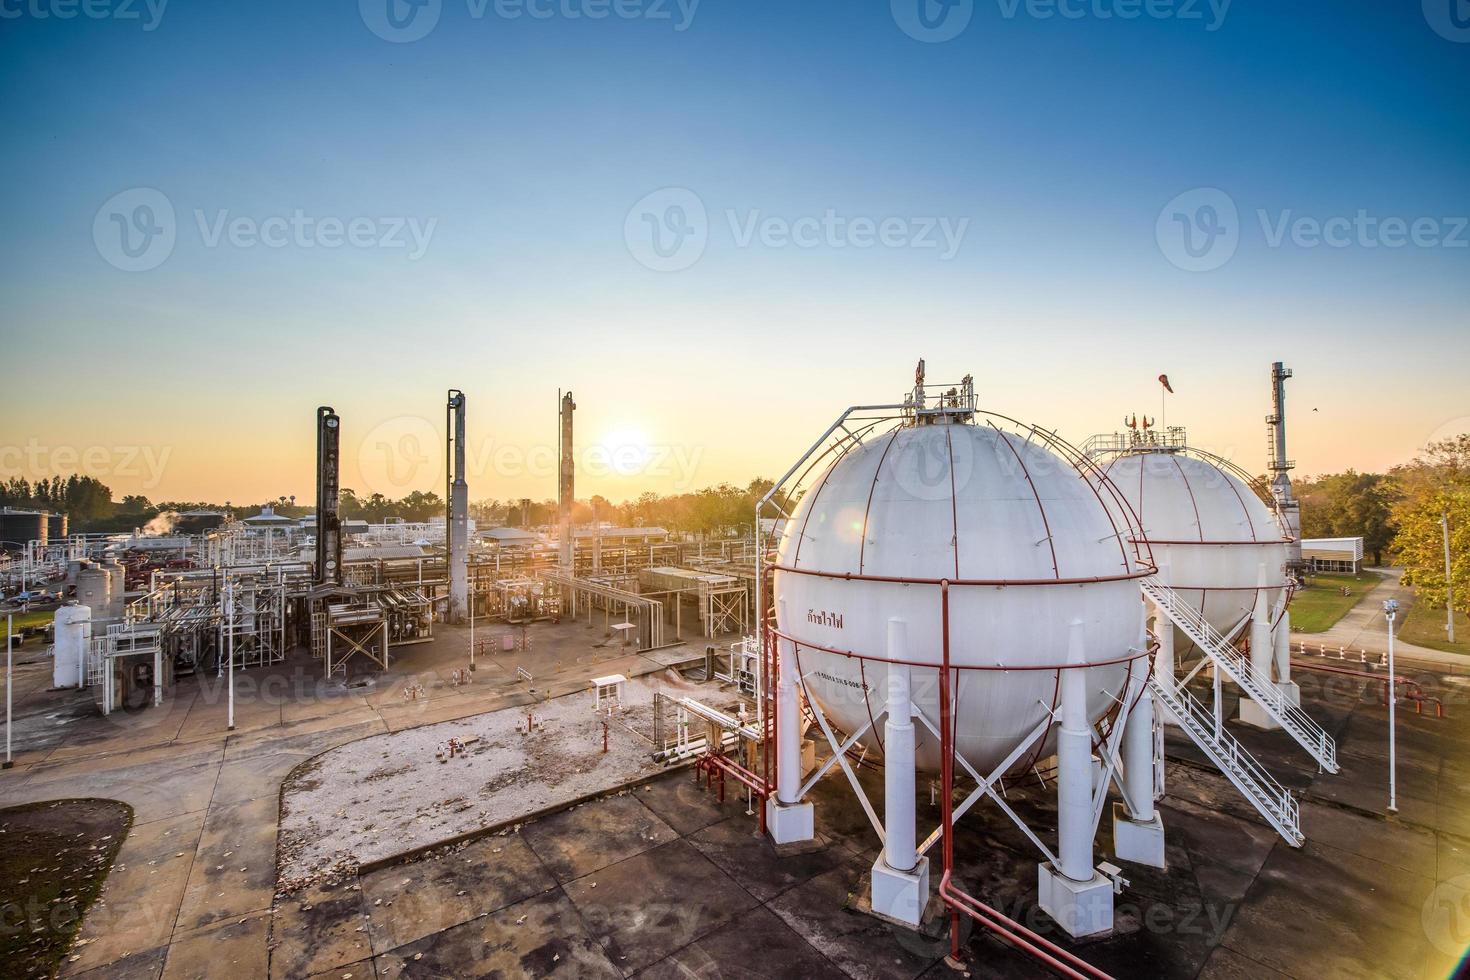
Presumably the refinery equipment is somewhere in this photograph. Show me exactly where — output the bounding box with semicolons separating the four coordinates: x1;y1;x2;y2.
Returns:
1267;362;1305;576
757;364;1159;959
0;507;49;552
53;602;92;688
446;389;469;623
558;390;576;569
315;406;343;587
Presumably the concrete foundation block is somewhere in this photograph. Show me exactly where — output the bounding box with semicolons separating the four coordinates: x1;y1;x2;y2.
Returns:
1038;863;1114;939
1112;802;1166;870
800;737;817;777
1238;697;1283;731
1276;680;1301;707
765;798;814;845
870;854;931;928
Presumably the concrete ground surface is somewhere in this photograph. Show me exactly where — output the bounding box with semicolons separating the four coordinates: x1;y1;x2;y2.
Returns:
1;613;1467;979
253;665;1470;980
0;618;715;978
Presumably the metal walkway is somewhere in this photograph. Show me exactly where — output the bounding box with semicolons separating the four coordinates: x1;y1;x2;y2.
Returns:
1143;579;1338;773
1149;678;1304;847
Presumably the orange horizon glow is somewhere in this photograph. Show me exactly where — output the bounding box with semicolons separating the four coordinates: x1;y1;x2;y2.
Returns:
4;354;1465;507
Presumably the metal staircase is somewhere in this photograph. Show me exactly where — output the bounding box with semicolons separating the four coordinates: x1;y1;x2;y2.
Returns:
1149;678;1303;847
1143;579;1338;773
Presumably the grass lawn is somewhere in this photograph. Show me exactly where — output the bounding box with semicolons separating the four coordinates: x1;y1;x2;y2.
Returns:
1395;596;1470;657
1290;570;1384;633
6;609;55;631
4;609;54;647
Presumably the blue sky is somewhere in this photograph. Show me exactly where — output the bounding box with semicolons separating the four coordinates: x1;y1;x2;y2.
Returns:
1;0;1466;502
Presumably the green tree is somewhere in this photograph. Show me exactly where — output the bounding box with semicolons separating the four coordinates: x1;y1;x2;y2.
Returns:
1298;471;1395;565
1390;435;1470;616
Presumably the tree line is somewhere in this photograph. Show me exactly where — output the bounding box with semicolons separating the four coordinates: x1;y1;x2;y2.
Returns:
8;438;1463;618
0;475;116;525
1297;434;1468;615
469;479;787;537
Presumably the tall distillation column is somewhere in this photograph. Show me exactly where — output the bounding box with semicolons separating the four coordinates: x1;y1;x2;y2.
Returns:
1265;362;1303;705
446;390;469;624
315;407;342;587
1267;362;1303;576
558;391;576;570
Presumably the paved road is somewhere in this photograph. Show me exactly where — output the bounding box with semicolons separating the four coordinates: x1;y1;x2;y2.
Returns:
1295;566;1470;672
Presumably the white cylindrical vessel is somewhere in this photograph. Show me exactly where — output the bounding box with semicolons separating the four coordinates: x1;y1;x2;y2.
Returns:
775;419;1146;775
53;602;92;689
1097;451;1288;648
102;557;127;621
76;561;111;623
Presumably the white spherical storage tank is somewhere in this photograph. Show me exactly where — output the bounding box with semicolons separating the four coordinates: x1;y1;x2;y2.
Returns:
1096;449;1289;646
774;419;1148;775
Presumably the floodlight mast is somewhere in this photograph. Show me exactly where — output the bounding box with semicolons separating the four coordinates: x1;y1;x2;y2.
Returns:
1383;598;1399;814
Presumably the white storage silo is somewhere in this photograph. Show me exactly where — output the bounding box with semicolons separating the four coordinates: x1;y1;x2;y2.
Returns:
53;602;92;689
763;369;1159;940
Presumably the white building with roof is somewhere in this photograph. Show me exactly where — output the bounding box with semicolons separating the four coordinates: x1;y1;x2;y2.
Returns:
1301;536;1364;574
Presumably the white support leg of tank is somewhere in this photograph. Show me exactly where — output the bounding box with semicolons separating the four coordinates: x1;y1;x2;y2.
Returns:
1112;663;1166;869
1039;621;1114;939
1153;602;1180;727
1239;564;1283;730
1273;607;1301;707
871;620;930;926
766;605;814;844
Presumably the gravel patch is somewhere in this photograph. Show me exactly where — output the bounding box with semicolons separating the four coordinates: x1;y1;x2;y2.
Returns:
277;670;736;891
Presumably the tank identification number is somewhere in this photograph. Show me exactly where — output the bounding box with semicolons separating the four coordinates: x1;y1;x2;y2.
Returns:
813;670;863;690
806;608;844;629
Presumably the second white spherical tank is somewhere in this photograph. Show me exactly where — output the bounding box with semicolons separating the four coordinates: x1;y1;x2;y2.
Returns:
1096;451;1289;646
775;421;1146;775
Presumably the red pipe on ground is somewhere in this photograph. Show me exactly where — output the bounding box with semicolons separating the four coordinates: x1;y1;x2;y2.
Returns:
1293;661;1445;717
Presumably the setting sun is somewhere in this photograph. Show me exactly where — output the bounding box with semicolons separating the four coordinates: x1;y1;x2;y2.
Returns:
593;427;654;479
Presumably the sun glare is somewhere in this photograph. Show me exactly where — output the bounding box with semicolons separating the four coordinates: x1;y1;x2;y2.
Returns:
597;428;654;477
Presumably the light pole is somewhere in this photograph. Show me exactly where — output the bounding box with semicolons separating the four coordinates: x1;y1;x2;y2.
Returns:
1443;512;1455;645
4;612;13;770
226;576;236;732
1383;598;1398;814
